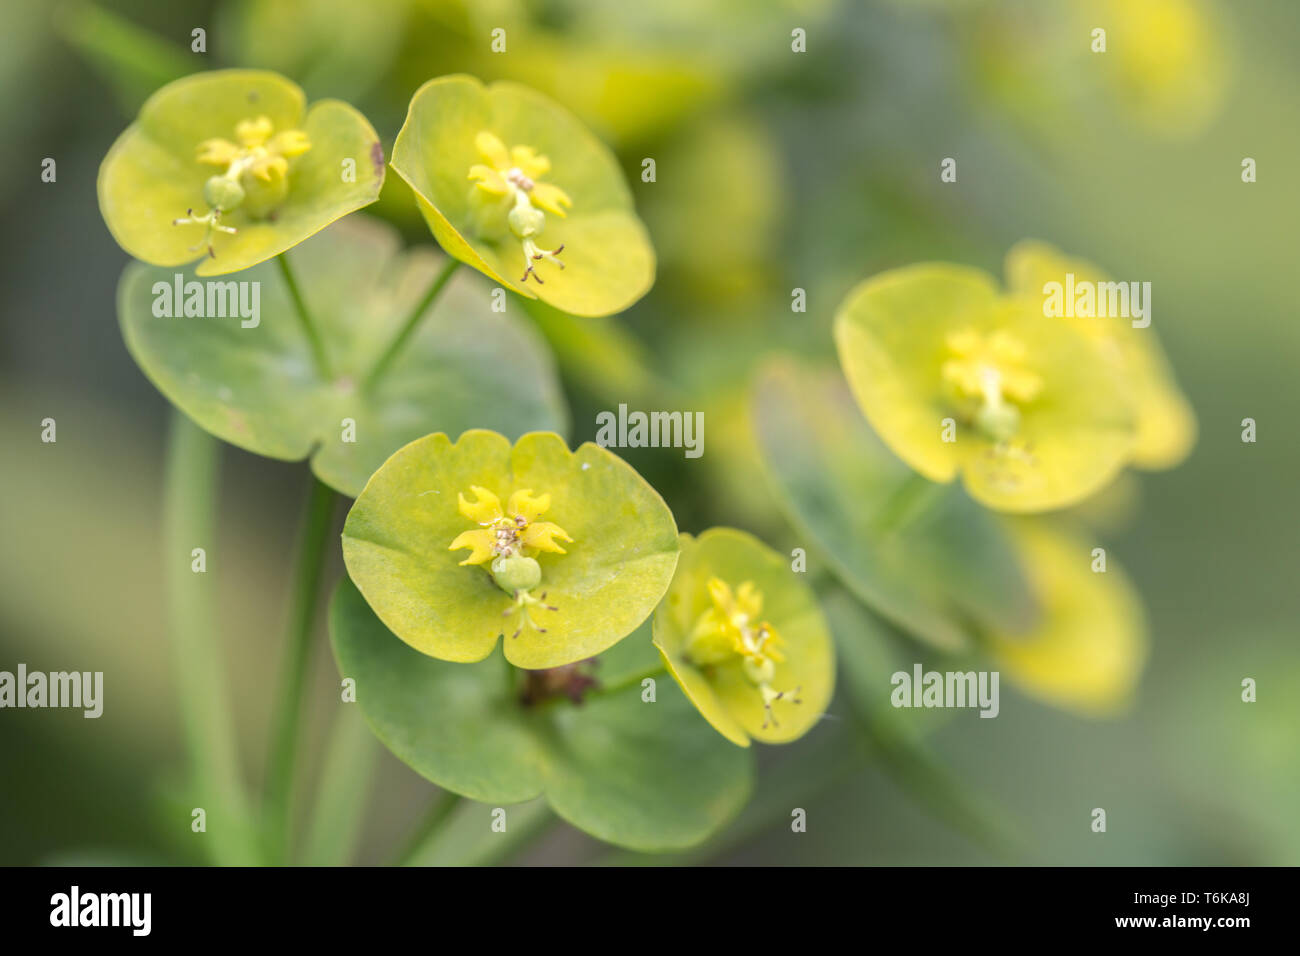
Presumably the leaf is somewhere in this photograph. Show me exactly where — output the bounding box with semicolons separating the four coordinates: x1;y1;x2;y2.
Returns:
751;357;1038;651
118;215;568;497
341;429;679;668
98;69;384;275
329;578;752;851
390;74;655;317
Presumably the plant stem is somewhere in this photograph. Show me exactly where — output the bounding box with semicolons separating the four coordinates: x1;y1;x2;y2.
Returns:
392;791;464;866
264;474;337;864
590;663;668;699
300;705;379;866
276;253;333;380
163;411;259;865
873;471;947;535
363;258;460;390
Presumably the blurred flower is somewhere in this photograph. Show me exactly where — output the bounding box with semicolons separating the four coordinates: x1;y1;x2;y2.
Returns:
834;261;1135;512
986;521;1147;716
654;528;834;746
1004;240;1196;470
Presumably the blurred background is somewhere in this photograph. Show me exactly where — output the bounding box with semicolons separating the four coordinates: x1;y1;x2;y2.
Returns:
1;0;1297;865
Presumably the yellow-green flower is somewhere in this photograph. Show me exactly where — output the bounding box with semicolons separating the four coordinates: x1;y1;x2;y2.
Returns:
390;75;654;317
449;484;574;638
172;114;314;254
986;521;1147;716
99;70;383;276
654;528;834;747
1004;240;1196;470
834;261;1135;513
342;430;679;669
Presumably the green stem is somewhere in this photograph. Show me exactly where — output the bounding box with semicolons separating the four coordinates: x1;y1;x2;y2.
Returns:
591;663;667;699
873;471;947;535
300;705;378;866
363;259;460;390
163;411;259;865
264;474;337;864
392;791;464;866
276;254;333;380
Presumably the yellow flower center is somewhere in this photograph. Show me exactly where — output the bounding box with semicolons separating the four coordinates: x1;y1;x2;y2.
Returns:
686;578;801;729
467;131;573;285
941;328;1043;441
173;115;312;258
197;115;312;185
448;486;574;639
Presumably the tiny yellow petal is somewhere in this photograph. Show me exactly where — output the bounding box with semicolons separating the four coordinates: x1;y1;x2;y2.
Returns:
235;116;274;147
475;131;510;170
735;581;764;618
196;138;241;166
522;521;572;554
511;145;551;180
529;181;572;218
269;129;312;158
468;164;509;194
507;489;551;523
449;529;496;565
458;486;503;524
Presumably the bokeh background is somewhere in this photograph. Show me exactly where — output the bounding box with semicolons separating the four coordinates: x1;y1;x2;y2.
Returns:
2;0;1297;865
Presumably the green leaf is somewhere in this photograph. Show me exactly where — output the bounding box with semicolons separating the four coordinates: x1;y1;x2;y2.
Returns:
118;215;568;498
99;69;384;275
390;74;655;317
751;357;1038;651
330;578;752;851
341;429;679;668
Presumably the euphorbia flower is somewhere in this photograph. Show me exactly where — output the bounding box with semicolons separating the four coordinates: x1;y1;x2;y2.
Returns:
654;528;834;747
449;485;574;638
390;75;654;317
467;132;573;284
342;430;679;669
834;262;1136;512
1004;240;1196;470
99;69;383;275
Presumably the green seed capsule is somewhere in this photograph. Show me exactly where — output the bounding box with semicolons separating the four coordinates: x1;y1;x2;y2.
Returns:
203;175;245;212
976;401;1021;443
491;554;542;594
743;655;776;686
508;202;546;240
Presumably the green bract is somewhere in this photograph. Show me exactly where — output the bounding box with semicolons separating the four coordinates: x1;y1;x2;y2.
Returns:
653;527;835;747
341;429;679;669
330;579;752;850
752;359;1038;651
390;74;655;317
99;69;383;276
118;216;567;497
